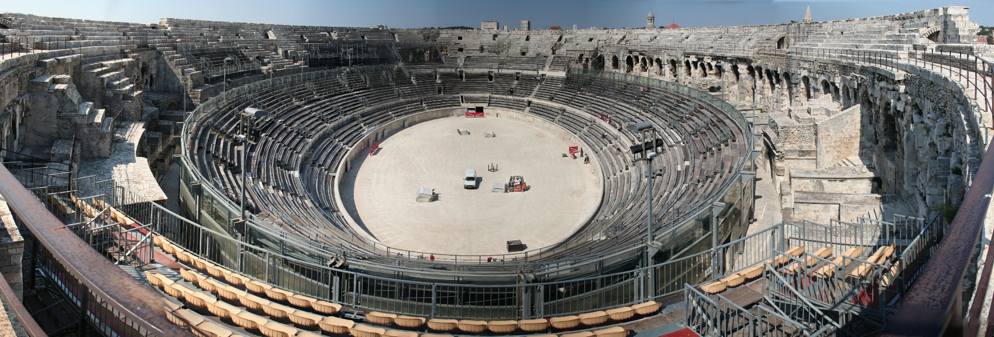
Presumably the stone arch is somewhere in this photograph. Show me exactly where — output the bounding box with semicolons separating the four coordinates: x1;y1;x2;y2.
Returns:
577;53;585;63
669;59;678;77
731;63;740;82
684;60;692;77
625;55;634;73
639;56;648;72
820;79;832;99
654;58;663;76
592;55;605;71
611;55;619;70
776;36;787;49
700;62;708;78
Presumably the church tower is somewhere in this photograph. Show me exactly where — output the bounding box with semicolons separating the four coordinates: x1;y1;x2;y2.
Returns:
804;6;813;23
647;11;655;29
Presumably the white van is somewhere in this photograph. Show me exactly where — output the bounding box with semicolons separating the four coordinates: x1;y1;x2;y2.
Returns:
464;169;478;189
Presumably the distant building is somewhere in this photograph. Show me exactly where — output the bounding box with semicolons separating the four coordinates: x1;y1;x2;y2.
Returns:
977;35;992;44
646;11;655;30
804;6;813;23
549;25;561;31
480;21;499;31
664;23;681;29
520;20;531;31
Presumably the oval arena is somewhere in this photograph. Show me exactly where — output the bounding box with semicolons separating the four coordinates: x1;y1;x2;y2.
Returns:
0;5;990;337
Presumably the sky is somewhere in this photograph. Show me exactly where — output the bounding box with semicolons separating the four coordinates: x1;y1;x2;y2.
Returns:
3;0;992;30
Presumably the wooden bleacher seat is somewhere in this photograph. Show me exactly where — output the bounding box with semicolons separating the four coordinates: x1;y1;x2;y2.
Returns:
214;283;241;302
352;323;387;337
549;315;581;329
193;320;235;337
262;302;295;320
421;334;454;337
518;318;550;332
207;298;243;319
264;287;292;302
311;300;342;315
720;273;745;288
630;300;660;316
239;293;271;311
197;277;218;293
245;279;274;295
594;326;628;337
171;309;205;328
205;263;226;279
232;311;268;331
288;309;323;328
700;280;726;294
562;331;595;337
579;311;609;326
260;320;298;337
184;288;218;310
146;271;162;287
176;250;192;264
295;331;323;337
815;246;864;278
222;271;248;287
427;318;458;331
286;293;317;309
738;264;764;280
605;306;634;321
319;316;356;335
487;320;518;334
365;311;397;325
394;315;425;328
384;329;419;337
457;320;487;333
180;268;201;283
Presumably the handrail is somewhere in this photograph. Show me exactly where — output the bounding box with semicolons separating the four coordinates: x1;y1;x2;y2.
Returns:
0;164;187;337
0;264;45;337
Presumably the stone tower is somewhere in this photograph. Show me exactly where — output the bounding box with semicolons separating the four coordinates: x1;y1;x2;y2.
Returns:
647;10;655;29
804;6;812;23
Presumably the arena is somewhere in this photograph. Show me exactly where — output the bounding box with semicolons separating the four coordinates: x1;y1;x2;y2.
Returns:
0;3;990;337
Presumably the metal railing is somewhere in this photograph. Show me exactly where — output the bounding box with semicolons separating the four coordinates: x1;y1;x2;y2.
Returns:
109;198;780;319
0;164;186;337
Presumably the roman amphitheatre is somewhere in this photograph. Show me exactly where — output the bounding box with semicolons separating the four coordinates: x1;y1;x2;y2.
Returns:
0;4;990;337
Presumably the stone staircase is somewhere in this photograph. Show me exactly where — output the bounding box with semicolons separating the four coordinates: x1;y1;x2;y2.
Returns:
153;44;204;105
80;56;143;120
29;74;113;159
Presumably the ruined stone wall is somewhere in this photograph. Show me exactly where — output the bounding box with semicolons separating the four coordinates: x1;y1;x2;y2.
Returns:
816;104;861;169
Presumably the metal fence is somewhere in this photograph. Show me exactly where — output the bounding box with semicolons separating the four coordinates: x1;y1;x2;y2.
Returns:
115;199;779;320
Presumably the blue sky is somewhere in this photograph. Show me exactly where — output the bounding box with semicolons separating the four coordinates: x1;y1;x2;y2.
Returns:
4;0;992;29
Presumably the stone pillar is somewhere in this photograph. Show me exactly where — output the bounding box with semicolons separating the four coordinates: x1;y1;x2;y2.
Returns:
0;194;23;298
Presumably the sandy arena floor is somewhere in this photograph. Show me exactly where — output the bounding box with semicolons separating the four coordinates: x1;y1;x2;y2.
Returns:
341;113;603;256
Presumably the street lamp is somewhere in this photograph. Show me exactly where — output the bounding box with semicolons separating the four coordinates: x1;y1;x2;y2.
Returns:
237;107;269;240
629;121;666;253
223;56;235;104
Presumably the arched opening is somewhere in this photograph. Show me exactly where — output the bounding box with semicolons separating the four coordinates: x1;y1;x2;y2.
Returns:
684;60;692;76
842;84;852;107
776;36;787;50
926;30;941;43
488;72;494;82
625;55;634;73
654;58;663;75
700;63;708;78
669;59;678;77
821;80;831;99
611;55;619;70
639;57;648;72
731;63;740;82
592;55;605;71
783;73;794;104
577;53;585;63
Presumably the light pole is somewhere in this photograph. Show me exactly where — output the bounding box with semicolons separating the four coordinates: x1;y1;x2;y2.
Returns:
237;107;269;240
629;122;666;256
223;56;234;104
